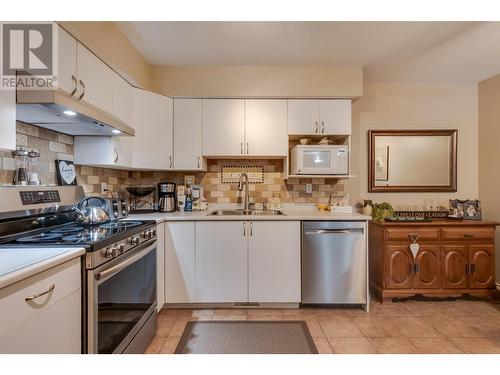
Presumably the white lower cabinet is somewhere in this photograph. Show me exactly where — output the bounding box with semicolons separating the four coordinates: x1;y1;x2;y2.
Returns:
165;222;196;303
0;257;81;353
248;221;301;302
156;223;165;310
192;220;300;304
195;221;247;303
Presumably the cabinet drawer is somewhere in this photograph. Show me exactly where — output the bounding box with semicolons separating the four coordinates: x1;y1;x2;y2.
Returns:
385;228;439;241
441;227;495;241
0;257;81;335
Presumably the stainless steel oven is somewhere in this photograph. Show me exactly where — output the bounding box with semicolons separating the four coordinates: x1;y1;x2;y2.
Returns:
87;237;157;354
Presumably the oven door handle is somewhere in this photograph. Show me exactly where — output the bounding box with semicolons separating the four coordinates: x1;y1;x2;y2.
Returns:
95;239;156;282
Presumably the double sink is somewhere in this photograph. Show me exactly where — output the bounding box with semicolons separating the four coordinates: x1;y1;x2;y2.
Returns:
209;209;285;216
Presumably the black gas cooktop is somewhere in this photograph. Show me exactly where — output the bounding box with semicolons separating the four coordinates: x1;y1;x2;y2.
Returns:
0;220;155;251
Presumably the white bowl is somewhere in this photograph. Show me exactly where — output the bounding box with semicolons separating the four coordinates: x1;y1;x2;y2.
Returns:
299;138;311;145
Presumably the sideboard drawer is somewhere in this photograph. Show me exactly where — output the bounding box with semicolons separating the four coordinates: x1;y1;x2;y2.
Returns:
385;227;440;241
441;227;495;241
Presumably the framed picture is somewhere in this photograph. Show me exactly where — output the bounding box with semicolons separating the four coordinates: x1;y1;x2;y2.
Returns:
449;199;482;220
375;146;389;181
55;160;77;186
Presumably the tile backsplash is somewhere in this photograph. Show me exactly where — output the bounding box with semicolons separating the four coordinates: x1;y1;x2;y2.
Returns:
0;123;344;204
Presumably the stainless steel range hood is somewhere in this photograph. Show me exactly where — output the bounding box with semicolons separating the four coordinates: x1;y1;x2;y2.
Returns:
16;89;135;136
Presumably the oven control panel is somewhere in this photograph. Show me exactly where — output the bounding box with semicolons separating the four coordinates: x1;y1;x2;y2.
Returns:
20;190;61;205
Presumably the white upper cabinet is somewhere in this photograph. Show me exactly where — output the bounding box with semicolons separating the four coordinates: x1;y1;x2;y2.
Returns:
319;99;352;135
174;99;204;170
288;100;320;135
245;99;287;156
0;90;16;151
248;221;301;303
112;74;132;125
288;99;351;135
131;88;173;170
76;43;114;115
203;99;245;156
74;136;132;168
57;27;77;97
195;221;248;303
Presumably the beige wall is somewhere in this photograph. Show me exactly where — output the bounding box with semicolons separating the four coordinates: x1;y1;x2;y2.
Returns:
344;82;479;209
151;65;363;98
478;73;500;283
59;22;153;90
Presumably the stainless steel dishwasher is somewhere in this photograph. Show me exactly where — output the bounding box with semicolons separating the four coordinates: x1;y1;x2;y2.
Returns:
301;221;368;310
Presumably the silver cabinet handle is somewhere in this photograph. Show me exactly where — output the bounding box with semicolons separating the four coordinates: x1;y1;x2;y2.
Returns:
305;228;364;235
197;156;200;169
243;222;246;237
315;121;318;133
247;142;249;154
169;156;173;168
250;222;253;236
70;75;77;96
321;121;325;133
25;284;55;302
240;142;243;154
114;147;119;164
78;79;85;100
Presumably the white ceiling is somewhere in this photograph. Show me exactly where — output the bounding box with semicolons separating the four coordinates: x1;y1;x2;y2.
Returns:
116;21;500;83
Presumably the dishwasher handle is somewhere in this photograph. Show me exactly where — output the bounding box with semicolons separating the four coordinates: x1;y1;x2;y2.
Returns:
305;228;364;235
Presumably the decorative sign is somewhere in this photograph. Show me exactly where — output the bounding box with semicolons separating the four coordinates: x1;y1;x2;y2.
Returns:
55;160;77;186
394;210;449;220
220;164;264;184
409;233;420;258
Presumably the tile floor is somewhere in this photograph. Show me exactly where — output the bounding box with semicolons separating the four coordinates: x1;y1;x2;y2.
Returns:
145;299;500;354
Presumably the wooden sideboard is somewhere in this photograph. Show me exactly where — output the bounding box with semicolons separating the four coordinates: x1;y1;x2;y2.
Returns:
369;220;498;301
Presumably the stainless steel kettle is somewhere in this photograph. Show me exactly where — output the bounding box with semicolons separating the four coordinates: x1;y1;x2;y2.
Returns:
73;197;110;225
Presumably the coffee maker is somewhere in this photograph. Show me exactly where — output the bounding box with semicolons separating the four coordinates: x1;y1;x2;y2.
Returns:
158;182;176;212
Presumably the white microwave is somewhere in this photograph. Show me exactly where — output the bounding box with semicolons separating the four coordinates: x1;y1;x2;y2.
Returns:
290;145;349;175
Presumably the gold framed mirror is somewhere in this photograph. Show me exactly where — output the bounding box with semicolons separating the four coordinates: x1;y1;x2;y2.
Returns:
368;129;458;192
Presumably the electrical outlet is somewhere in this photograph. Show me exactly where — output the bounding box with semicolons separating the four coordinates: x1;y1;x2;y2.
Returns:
100;182;107;194
305;184;313;194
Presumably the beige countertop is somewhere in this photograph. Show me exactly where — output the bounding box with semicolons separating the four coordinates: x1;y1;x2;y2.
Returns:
0;247;85;289
124;205;371;224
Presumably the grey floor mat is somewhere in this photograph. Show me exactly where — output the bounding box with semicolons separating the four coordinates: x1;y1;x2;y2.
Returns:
175;321;318;354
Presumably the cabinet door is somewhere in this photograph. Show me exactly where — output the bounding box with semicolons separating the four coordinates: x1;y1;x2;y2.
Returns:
245;99;288;156
156;223;165;310
57;27;77;97
132;88;173;170
174;99;203;170
76;44;114;114
469;245;495;289
319;100;352;135
287;100;319;135
441;245;468;289
74;136;131;168
202;99;245;156
0;290;81;353
0;89;16;151
413;245;441;289
385;245;413;289
112;74;132;125
195;222;247;302
165;222;195;303
248;221;301;302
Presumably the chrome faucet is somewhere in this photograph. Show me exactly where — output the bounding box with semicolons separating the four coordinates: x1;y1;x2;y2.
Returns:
237;172;250;211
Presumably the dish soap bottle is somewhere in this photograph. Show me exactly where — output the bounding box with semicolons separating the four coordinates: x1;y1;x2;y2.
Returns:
185;188;193;212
